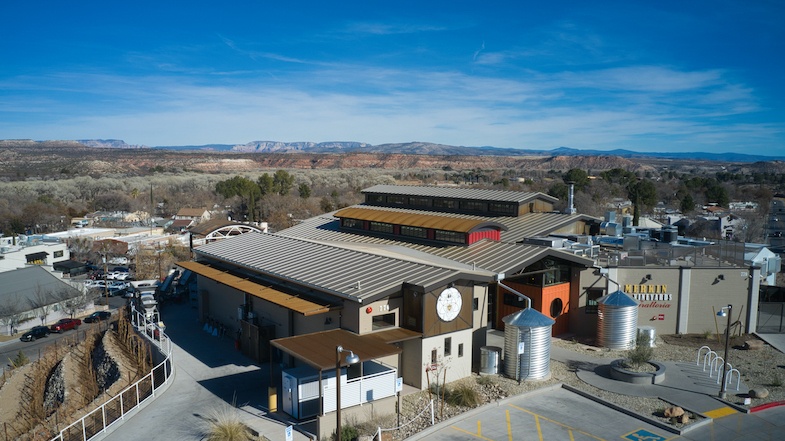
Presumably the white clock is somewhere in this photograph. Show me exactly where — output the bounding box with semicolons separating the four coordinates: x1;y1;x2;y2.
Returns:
436;287;462;322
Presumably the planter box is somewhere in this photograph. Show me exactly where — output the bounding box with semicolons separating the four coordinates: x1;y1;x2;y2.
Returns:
610;359;666;384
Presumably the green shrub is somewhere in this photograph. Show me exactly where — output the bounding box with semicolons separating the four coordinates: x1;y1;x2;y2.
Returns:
626;336;654;368
446;383;480;407
476;375;494;386
331;424;359;441
10;350;29;368
203;405;253;441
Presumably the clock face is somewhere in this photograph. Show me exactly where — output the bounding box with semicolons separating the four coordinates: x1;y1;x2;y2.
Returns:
436;287;462;322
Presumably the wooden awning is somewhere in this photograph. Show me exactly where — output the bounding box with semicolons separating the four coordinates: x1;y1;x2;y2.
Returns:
272;328;414;371
177;260;332;316
335;207;507;233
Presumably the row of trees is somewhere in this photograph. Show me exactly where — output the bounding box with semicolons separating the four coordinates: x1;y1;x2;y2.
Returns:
0;168;394;236
0;162;777;238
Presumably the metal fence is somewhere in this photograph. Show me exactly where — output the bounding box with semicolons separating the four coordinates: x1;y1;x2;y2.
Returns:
758;302;785;333
48;308;173;441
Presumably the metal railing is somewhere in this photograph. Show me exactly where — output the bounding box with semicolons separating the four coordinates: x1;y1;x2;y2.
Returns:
49;308;173;441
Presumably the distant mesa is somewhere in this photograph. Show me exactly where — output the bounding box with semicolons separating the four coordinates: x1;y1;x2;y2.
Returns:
1;139;782;163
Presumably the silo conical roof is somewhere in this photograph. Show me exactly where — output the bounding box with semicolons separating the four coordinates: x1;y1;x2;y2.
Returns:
502;307;555;327
597;290;637;307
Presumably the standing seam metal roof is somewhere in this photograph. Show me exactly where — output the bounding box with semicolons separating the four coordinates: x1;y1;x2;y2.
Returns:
193;232;477;302
277;213;593;275
362;184;558;203
320;205;595;243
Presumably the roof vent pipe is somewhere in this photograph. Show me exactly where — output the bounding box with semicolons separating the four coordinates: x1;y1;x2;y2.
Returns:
498;281;531;310
565;181;577;215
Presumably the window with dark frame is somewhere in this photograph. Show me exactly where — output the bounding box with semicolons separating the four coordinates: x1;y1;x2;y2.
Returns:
433;199;457;210
458;343;464;357
460;200;486;212
434;230;464;243
388;195;407;205
369;221;394;234
372;313;396;330
367;194;384;204
444;337;452;356
401;225;427;238
503;292;526;308
342;218;364;229
473;297;479;311
586;288;604;314
431;349;437;364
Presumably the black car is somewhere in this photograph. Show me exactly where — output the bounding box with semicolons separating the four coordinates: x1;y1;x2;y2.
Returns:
20;326;50;342
83;311;112;323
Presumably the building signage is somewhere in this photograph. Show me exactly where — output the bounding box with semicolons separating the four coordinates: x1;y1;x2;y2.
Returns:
623;284;672;308
624;284;667;294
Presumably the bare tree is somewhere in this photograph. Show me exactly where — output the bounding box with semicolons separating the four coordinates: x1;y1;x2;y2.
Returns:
0;302;25;335
60;288;91;318
29;285;56;326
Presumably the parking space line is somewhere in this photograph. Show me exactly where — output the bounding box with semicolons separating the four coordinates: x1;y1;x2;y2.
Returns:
506;409;512;441
508;404;607;441
535;413;543;440
450;425;494;440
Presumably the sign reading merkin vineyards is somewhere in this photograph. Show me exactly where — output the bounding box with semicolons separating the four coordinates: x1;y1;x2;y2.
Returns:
623;284;672;308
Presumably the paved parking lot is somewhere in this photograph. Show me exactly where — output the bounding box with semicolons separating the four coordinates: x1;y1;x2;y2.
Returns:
410;385;672;441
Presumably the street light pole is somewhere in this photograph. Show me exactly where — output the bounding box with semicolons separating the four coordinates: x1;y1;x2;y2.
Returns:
718;304;733;399
335;345;360;441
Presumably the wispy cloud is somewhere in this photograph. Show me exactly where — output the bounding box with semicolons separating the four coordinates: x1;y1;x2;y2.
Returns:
341;22;449;36
0;57;776;154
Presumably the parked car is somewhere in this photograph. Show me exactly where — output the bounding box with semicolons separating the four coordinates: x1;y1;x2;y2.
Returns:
20;326;50;342
83;311;112;323
50;318;81;333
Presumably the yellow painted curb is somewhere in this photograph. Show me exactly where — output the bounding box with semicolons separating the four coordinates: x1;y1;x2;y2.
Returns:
704;406;737;418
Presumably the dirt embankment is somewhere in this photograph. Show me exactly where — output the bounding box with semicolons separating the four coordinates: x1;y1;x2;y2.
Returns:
0;324;144;440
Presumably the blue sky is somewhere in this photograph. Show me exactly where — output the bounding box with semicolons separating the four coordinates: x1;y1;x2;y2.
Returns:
1;1;784;154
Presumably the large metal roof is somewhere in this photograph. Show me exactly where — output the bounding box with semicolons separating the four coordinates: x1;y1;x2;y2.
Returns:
316;205;595;243
0;266;82;307
334;207;507;233
362;184;558;204
278;213;594;276
193;232;489;303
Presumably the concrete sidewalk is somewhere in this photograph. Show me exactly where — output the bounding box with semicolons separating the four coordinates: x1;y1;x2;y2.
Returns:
98;300;312;441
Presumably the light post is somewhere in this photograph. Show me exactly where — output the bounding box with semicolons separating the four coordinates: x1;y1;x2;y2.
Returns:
717;304;733;399
335;345;360;441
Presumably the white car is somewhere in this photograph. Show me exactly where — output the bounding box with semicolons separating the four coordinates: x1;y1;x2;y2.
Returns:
140;294;157;308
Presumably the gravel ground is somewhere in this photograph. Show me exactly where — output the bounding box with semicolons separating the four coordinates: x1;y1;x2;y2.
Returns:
358;333;785;440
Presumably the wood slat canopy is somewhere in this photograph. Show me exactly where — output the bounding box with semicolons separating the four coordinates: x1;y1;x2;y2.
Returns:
271;329;411;370
335;207;507;233
177;260;332;316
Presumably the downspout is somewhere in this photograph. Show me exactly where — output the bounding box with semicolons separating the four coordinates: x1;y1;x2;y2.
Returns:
498;281;531;310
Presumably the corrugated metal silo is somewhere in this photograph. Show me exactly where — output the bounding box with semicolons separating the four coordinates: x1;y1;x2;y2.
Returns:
596;290;639;350
502;308;555;381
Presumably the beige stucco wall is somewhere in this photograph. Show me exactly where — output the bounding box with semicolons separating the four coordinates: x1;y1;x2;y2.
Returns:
573;265;752;339
684;267;749;334
199;277;244;332
354;297;403;335
416;329;474;390
401;338;424;389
